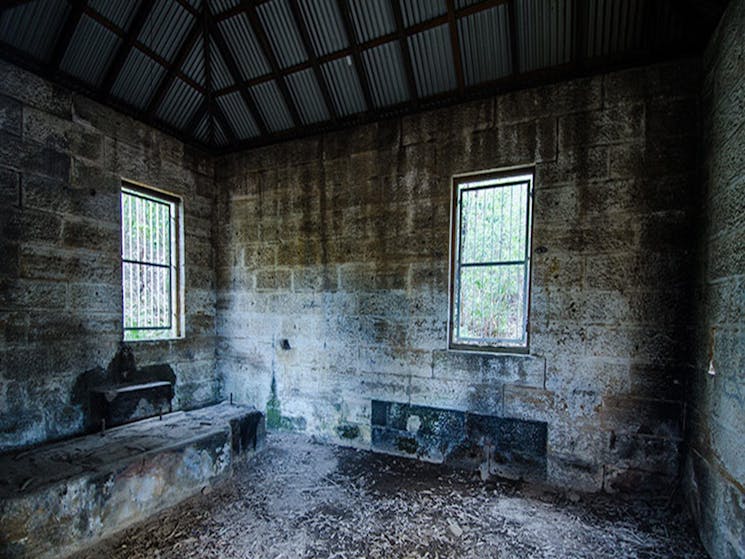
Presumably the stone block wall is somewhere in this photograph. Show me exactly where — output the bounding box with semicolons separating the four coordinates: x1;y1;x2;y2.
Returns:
685;0;745;556
0;61;219;451
215;59;700;491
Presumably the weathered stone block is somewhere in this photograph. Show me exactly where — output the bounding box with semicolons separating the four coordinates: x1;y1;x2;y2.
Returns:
0;94;22;137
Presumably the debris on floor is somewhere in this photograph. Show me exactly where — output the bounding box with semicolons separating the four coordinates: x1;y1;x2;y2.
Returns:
72;432;707;559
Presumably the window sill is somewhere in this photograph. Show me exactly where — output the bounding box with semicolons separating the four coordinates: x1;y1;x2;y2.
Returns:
123;336;185;344
447;345;531;357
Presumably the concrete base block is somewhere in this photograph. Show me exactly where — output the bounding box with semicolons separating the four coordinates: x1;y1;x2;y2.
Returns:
0;403;265;559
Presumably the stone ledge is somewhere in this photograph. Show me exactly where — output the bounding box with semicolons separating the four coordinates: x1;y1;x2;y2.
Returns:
0;403;265;559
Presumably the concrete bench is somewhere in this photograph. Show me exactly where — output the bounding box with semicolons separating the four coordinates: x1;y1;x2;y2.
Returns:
0;403;265;559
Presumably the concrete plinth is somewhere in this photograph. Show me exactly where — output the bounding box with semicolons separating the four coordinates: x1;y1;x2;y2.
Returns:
0;403;265;559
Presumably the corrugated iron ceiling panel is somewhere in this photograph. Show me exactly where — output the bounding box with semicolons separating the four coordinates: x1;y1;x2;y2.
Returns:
214;116;230;145
217;91;260;139
88;0;141;29
181;35;206;88
0;0;69;63
586;0;644;58
250;80;294;132
220;13;270;80
156;78;202;129
139;0;195;63
408;24;456;97
517;0;572;72
286;68;330;125
298;0;348;56
348;0;395;43
59;15;120;87
321;56;366;117
363;42;409;107
111;49;166;110
458;5;512;86
194;111;211;144
399;0;447;26
210;42;235;90
258;0;307;69
209;0;240;15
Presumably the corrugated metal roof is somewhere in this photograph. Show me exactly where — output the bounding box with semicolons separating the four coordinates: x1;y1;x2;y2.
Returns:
219;13;270;80
59;15;120;87
399;0;447;27
217;91;260;139
363;42;409;107
348;0;395;43
210;40;235;89
257;0;307;69
0;0;718;149
286;68;330;125
517;0;572;72
250;80;294;132
0;0;69;62
408;24;456;97
111;49;166;110
181;34;206;87
455;0;482;8
651;0;686;51
298;0;347;56
586;0;643;58
214;116;230;145
88;0;141;29
321;56;366;116
194;111;212;144
458;5;512;86
156;78;202;129
139;0;195;63
209;0;240;15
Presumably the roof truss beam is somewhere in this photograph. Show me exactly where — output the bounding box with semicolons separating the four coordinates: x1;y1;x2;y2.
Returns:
390;0;419;103
205;8;269;137
446;0;465;94
287;0;338;122
80;6;206;95
213;0;510;98
145;18;202;118
335;0;374;111
99;1;155;94
48;0;87;71
241;1;302;128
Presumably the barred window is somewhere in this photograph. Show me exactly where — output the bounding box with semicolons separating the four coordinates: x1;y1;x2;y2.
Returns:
449;168;533;352
121;183;183;341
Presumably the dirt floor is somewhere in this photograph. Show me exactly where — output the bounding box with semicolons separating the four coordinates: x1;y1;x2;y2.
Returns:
73;432;707;559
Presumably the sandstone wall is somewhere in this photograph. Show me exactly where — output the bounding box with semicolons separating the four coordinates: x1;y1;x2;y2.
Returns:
215;59;700;491
0;61;219;451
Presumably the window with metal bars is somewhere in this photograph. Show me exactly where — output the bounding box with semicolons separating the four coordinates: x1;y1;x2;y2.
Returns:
121;183;182;341
449;168;533;352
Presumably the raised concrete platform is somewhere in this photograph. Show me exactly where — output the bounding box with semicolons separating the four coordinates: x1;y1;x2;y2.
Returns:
0;403;265;559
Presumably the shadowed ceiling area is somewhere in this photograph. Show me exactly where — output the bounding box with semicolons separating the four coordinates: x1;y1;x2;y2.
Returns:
0;0;727;152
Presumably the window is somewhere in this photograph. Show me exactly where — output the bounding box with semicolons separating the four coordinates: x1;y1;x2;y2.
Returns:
121;182;183;341
449;168;533;352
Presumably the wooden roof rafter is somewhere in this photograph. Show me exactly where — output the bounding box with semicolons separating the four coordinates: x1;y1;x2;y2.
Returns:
390;0;419;104
335;0;374;111
48;0;87;71
204;7;270;137
241;0;303;128
287;0;338;122
99;1;155;95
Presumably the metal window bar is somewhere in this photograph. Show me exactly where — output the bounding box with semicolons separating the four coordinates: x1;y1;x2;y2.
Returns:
451;172;533;349
121;187;175;336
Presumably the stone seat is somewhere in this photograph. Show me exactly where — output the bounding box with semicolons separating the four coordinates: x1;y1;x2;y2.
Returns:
0;402;265;559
